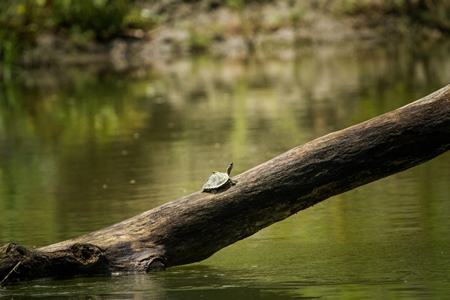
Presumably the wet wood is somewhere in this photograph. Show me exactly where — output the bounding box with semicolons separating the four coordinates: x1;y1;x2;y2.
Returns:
1;84;450;285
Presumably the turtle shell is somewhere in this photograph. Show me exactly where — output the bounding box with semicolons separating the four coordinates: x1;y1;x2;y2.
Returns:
202;171;230;193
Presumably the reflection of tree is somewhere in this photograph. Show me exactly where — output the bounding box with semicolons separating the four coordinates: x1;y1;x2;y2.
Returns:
0;70;150;246
0;70;148;144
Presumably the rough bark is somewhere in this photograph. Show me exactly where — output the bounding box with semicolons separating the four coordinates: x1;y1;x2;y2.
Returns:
1;84;450;285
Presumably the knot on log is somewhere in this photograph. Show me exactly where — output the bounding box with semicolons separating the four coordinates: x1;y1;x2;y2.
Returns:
69;243;105;265
63;243;110;277
5;243;31;258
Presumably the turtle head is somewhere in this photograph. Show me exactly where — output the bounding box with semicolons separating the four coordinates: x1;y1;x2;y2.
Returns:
226;162;233;175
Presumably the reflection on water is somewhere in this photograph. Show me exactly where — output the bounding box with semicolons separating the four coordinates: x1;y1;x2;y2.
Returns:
1;42;450;299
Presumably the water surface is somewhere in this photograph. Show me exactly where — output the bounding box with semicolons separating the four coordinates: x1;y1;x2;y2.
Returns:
1;42;450;299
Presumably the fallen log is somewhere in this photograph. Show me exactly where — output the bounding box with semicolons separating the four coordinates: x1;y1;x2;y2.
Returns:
1;84;450;285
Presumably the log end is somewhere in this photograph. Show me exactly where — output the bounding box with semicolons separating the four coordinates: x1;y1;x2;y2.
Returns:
0;242;110;286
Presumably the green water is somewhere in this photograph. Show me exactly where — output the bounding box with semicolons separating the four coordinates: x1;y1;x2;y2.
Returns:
1;43;450;299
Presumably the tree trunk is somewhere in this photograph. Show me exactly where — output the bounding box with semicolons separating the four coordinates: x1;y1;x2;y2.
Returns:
1;84;450;285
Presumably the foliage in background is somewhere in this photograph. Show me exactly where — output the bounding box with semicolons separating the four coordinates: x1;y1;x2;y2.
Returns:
0;0;156;77
52;0;135;41
396;0;450;33
1;0;450;78
343;0;450;33
0;0;49;79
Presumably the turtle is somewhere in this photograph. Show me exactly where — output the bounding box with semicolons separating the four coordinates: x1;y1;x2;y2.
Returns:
202;162;236;193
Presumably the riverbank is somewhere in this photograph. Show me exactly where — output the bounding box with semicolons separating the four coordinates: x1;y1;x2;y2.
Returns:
5;0;450;71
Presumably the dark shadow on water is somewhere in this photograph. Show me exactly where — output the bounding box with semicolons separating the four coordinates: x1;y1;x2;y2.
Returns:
0;265;316;300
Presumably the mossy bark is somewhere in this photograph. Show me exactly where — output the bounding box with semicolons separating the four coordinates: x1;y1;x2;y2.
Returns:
1;84;450;285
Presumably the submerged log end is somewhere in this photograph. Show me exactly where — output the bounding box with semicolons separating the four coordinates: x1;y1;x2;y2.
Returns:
145;257;167;272
0;242;110;286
